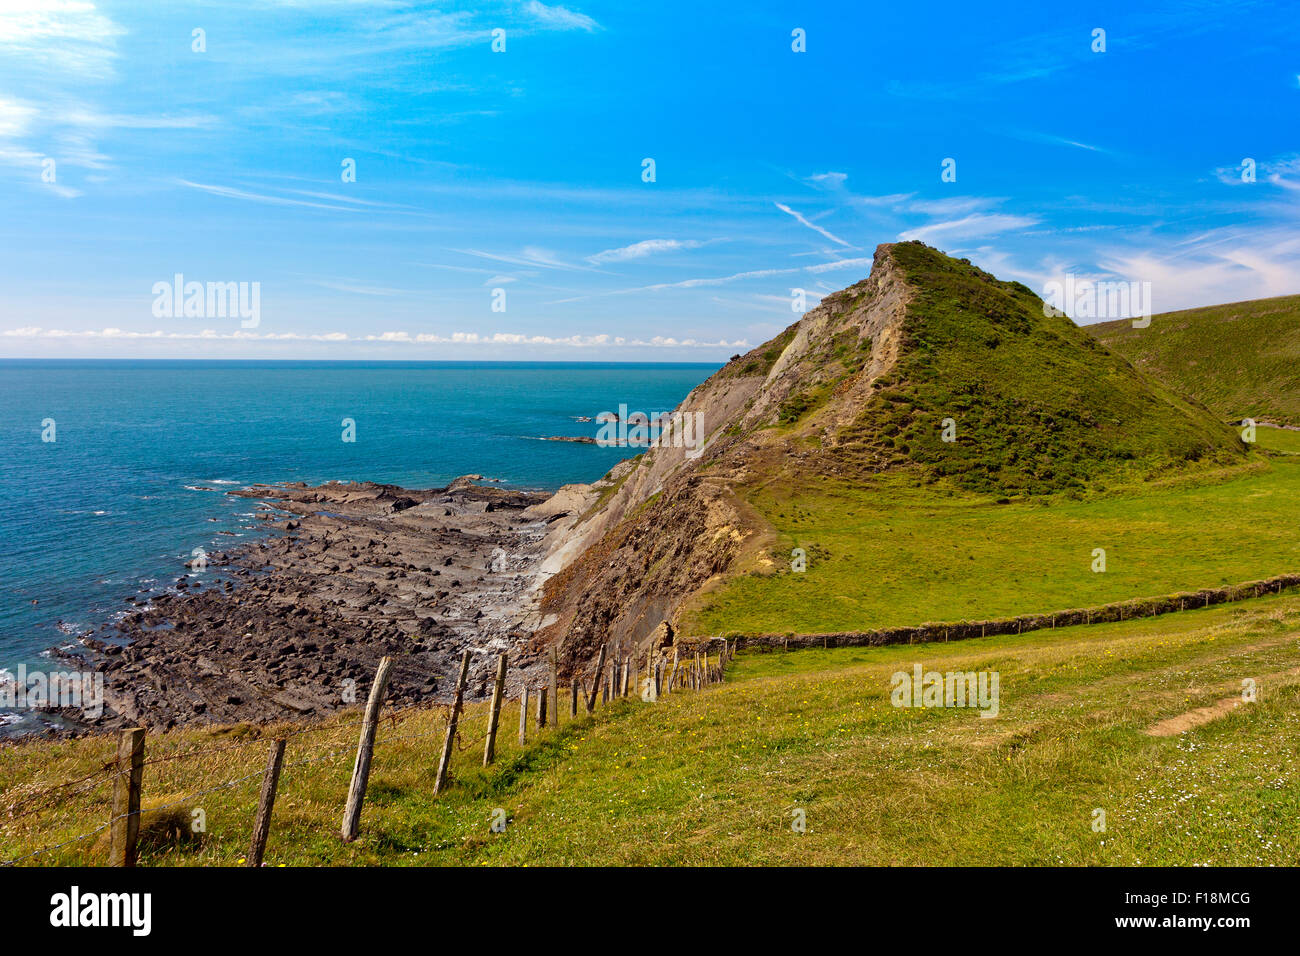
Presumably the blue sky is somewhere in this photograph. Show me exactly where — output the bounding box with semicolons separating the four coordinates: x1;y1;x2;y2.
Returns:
1;0;1298;359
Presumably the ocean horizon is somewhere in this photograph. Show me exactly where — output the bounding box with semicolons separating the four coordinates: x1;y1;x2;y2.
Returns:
0;359;717;714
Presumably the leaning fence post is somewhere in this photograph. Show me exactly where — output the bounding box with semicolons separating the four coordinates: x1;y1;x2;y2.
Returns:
536;683;548;728
570;677;579;717
585;643;607;712
518;686;529;747
109;727;146;867
246;738;286;867
341;655;393;842
483;654;508;766
434;650;471;796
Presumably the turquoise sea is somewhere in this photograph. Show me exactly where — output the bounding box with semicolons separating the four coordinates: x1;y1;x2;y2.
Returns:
0;360;715;689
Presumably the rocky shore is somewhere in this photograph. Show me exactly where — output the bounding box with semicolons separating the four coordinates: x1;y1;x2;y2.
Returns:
51;477;581;733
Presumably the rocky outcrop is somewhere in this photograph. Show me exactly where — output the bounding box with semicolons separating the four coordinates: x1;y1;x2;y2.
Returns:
536;244;918;670
535;240;1246;671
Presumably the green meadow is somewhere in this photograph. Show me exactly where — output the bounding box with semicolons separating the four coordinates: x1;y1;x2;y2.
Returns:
687;430;1300;637
4;592;1298;866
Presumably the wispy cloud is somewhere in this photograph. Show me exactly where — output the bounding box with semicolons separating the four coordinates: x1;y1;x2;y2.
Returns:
309;278;412;296
899;213;1039;244
1;326;743;348
585;238;708;264
524;1;600;32
774;202;854;247
178;180;363;212
548;255;881;304
453;246;599;272
0;0;125;80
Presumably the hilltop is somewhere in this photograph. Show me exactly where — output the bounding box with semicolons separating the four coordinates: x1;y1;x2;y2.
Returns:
538;242;1250;666
1090;294;1300;426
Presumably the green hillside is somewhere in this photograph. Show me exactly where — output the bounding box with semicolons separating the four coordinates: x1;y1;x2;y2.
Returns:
689;427;1296;637
1090;294;1300;426
838;243;1245;496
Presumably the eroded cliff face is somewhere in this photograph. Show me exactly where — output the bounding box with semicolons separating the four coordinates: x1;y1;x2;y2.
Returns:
531;237;1247;673
533;243;914;672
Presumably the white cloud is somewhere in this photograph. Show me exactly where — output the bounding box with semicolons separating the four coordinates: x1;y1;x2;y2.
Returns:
0;95;35;138
804;256;875;274
970;226;1300;320
586;238;706;264
899;213;1040;243
0;0;124;79
453;246;596;272
905;196;999;217
524;1;600;32
774;202;854;247
1;326;745;348
548;255;883;304
178;180;363;212
310;279;411;296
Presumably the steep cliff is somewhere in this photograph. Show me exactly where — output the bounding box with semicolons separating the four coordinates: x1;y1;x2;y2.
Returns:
533;242;1246;671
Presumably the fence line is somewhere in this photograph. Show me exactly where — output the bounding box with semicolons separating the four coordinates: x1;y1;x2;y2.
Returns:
1;636;731;867
722;572;1300;653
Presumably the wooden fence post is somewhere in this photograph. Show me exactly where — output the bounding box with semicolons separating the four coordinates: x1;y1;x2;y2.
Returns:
570;677;579;717
518;686;529;746
434;650;471;796
536;683;547;728
341;655;393;842
483;654;508;766
585;643;607;712
246;738;286;867
549;648;559;725
620;660;629;697
109;727;145;867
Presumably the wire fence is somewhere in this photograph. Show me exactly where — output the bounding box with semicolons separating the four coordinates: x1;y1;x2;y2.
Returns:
0;639;735;867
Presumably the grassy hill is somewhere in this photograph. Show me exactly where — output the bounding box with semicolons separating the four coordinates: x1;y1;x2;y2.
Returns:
833;242;1244;496
4;589;1299;866
540;242;1253;662
1090;294;1300;426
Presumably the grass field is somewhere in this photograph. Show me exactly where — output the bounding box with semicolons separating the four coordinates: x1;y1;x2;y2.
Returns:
4;591;1299;866
1091;294;1300;427
685;432;1300;637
